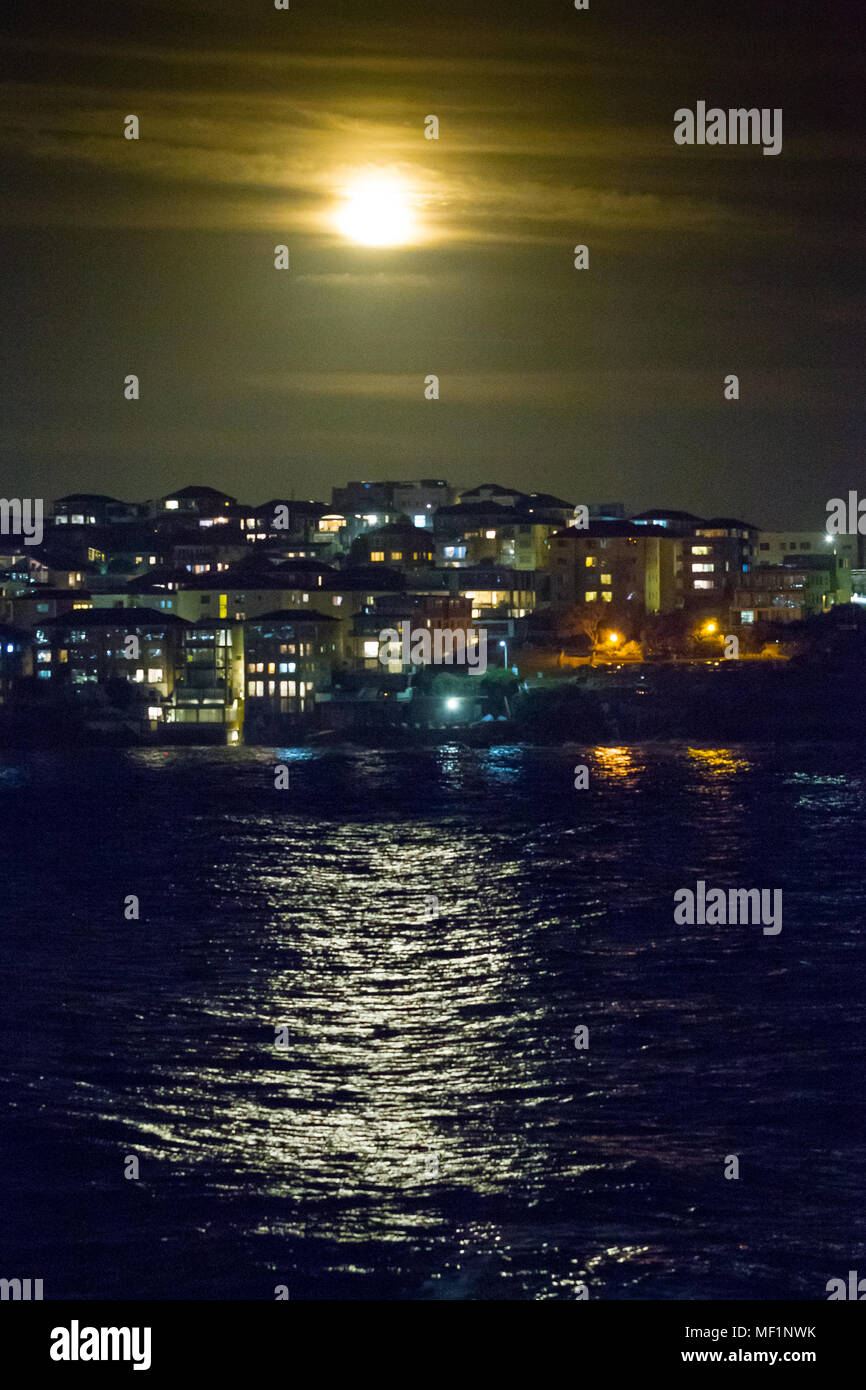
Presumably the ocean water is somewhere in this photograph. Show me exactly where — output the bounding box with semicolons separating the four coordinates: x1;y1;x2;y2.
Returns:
0;742;864;1301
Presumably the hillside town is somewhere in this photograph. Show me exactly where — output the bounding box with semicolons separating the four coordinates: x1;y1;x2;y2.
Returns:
0;480;863;744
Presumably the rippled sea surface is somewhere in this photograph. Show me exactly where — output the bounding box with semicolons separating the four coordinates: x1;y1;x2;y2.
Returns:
1;742;864;1300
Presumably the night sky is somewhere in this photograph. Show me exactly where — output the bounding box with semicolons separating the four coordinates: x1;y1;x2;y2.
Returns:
0;0;862;527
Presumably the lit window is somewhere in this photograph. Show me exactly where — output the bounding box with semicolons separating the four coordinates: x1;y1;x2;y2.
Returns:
741;610;755;623
601;573;612;585
584;591;598;602
371;551;385;562
147;668;163;683
247;662;256;673
332;595;343;606
585;557;597;567
485;530;496;539
363;640;379;658
601;592;613;603
134;669;144;681
694;580;715;590
268;662;276;674
279;680;288;696
390;552;403;562
256;662;264;673
692;563;714;572
692;545;711;555
288;680;296;696
147;706;162;719
268;680;275;695
413;515;427;528
165;500;179;510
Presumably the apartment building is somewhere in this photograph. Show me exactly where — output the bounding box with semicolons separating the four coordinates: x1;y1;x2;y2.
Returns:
243;610;342;736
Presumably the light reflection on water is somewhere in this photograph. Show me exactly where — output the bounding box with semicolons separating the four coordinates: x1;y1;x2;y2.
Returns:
0;742;865;1299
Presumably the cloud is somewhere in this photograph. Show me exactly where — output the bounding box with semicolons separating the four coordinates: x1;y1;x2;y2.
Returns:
0;40;776;244
245;367;863;410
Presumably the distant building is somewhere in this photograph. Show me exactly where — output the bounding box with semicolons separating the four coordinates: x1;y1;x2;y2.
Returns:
239;499;329;549
455;483;523;507
37;608;187;733
332;479;454;527
549;521;681;628
5;587;92;629
94;557;337;624
683;518;758;602
350;522;436;570
352;593;473;670
434;500;563;571
243;610;342;737
455;484;573;525
52;494;142;526
0;622;31;698
170;620;244;742
631;508;703;535
154;485;237;518
732;562;837;625
588;502;627;520
755;531;857;602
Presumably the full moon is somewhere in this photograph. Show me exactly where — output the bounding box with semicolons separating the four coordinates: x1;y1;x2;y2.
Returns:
334;174;416;246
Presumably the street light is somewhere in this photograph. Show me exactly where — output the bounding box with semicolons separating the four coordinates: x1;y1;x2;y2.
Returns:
498;639;508;668
608;632;619;645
